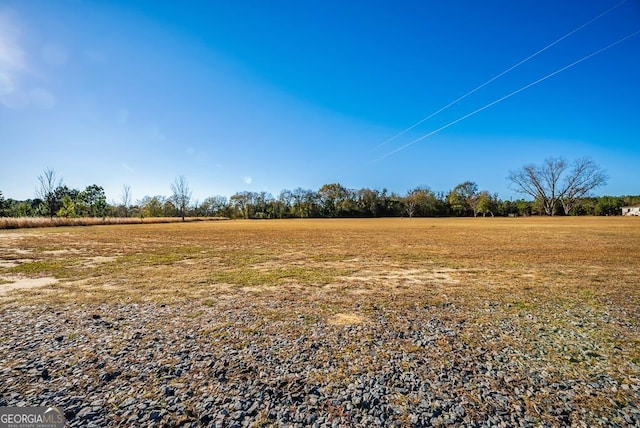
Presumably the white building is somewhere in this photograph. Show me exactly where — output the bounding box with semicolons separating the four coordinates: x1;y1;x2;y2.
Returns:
621;204;640;216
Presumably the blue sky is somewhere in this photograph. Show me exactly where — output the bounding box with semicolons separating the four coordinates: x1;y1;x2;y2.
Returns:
1;0;639;203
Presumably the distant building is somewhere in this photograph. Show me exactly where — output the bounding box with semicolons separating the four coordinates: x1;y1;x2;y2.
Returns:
621;204;640;216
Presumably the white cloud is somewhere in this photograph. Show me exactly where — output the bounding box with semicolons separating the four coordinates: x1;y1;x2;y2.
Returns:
243;176;253;185
0;10;26;72
0;9;57;111
0;8;28;109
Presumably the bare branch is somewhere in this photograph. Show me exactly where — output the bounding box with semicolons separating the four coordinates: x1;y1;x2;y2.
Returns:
171;176;192;221
507;157;605;216
121;185;132;217
36;168;62;218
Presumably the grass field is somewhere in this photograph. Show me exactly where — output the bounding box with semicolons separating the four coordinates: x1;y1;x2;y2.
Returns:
1;217;639;424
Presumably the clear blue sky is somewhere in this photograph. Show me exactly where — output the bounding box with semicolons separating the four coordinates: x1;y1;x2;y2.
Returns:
1;0;639;203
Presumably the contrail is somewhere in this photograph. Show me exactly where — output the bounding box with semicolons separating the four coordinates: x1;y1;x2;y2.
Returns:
374;0;630;151
374;28;640;162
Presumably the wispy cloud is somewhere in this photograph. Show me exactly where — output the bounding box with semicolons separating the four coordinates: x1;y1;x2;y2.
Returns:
0;8;28;108
0;9;26;71
120;163;135;173
243;176;253;185
0;8;58;110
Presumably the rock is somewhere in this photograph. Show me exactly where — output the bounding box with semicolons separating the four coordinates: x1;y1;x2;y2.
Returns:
76;406;97;420
120;397;137;408
0;302;636;427
246;401;259;416
149;410;161;421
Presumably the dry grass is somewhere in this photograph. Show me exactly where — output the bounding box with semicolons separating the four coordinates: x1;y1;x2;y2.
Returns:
0;217;638;307
0;217;639;418
0;216;227;230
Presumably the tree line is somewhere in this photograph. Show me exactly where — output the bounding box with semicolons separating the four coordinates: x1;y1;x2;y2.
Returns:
0;158;637;220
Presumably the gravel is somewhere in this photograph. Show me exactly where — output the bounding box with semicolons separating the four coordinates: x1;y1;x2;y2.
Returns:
1;301;638;427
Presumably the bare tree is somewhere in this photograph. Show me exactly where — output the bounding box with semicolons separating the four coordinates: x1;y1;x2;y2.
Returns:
121;184;132;217
508;157;606;216
508;158;564;216
559;158;608;215
36;167;62;218
404;195;418;219
170;176;192;221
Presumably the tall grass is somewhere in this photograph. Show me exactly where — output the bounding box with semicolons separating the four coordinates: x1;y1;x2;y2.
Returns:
0;216;228;230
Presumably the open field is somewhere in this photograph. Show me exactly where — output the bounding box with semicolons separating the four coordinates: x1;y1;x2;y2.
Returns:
1;218;639;426
0;216;228;230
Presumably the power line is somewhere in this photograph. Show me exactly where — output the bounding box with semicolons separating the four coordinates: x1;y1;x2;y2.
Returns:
374;0;630;151
374;28;640;162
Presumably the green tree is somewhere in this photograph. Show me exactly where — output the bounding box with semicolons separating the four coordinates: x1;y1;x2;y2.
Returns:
378;190;403;217
253;191;274;218
404;187;438;217
356;188;380;217
42;185;80;218
291;188;315;218
230;191;252;219
448;181;479;216
57;195;77;218
595;196;622;216
80;185;108;217
139;196;164;217
476;191;498;217
203;196;229;217
163;199;177;217
317;183;349;217
515;199;533;216
278;190;294;218
572;197;597;215
266;199;287;219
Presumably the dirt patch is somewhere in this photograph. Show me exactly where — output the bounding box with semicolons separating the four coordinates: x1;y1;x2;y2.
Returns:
43;249;83;256
0;276;59;296
343;268;460;286
328;312;365;325
0;231;37;240
0;260;20;268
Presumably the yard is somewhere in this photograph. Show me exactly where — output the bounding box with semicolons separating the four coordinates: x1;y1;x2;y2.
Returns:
0;217;638;426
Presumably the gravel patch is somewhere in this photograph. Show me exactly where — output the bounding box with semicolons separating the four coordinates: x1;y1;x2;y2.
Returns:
1;301;638;427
